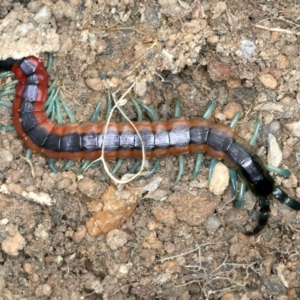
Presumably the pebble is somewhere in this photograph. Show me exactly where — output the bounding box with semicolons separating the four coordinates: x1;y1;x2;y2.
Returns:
208;61;230;81
33;6;52;24
168;190;219;226
267;134;282;167
285;121;300;137
1;226;26;256
204;215;222;232
276;54;290;69
240;39;256;61
151;203;176;227
86;185;141;235
77;177;106;199
259;74;278;89
0;276;5;294
0;149;13;171
209;162;229;195
211;1;227;19
106;229;128;250
223;102;243;119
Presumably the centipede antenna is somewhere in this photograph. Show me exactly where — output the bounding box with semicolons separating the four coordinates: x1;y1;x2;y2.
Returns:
244;197;270;235
174;155;185;185
190;153;204;180
203;102;216;120
174;98;181;118
249;118;261;147
131;97;143;121
229;169;237;196
234;181;246;208
208;158;218;183
229;111;242;129
273;187;300;210
267;165;291;177
0;100;12;108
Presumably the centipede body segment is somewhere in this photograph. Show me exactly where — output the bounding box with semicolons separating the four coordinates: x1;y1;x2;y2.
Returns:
1;55;300;235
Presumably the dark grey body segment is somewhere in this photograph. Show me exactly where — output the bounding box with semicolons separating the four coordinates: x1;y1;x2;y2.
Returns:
207;129;233;152
190;126;209;145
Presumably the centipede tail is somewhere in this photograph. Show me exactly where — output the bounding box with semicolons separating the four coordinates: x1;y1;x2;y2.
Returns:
272;187;300;211
1;55;300;235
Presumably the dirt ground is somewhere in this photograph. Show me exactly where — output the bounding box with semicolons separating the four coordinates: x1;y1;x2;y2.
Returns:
1;0;300;299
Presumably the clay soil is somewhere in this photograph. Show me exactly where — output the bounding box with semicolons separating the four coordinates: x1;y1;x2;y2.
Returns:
1;1;300;299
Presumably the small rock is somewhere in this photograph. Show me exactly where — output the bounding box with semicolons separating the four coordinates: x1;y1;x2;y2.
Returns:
23;262;34;274
226;78;241;89
106;229;128;250
211;1;227;19
0;276;5;294
240;39;256;61
151;203;176;227
285;121;300;137
33;6;52;24
259;74;278;89
267;134;282;167
209;162;229;195
1;226;25;256
77;177;106;199
276;54;289;69
204;215;222;232
169;190;219;226
223;102;243;120
85;77;103;91
208;62;230;81
135;79;147;97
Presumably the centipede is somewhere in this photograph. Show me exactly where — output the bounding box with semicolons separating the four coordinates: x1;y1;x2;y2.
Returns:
0;55;299;235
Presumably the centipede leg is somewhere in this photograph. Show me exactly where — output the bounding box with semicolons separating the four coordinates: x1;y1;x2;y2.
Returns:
174;155;185;185
190;102;217;180
273;187;300;210
190;153;204;180
0;71;17;131
267;165;291;177
244;197;270;235
234;180;246;208
126;160;141;174
132;97;161;178
142;159;161;179
249;118;261;147
229;169;237;196
172;98;186;183
228;112;242;199
208;158;218;183
49;159;75;173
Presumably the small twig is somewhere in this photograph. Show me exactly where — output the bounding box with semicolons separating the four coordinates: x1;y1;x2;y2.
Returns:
254;24;300;35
